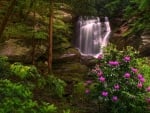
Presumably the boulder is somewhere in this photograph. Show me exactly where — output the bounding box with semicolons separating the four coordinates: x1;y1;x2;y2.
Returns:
53;48;81;63
110;18;150;57
0;39;47;63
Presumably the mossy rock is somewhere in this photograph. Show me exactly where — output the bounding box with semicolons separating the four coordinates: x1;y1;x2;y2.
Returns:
53;48;81;63
53;62;88;74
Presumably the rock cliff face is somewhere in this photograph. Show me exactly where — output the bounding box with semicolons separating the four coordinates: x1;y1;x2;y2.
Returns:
110;20;150;57
139;31;150;56
0;39;46;63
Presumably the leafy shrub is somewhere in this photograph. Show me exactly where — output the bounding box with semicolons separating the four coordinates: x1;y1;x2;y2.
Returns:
63;109;71;113
0;56;10;78
4;23;33;38
0;79;57;113
135;58;150;86
86;45;150;113
10;63;40;79
38;75;66;98
53;19;72;52
39;103;57;113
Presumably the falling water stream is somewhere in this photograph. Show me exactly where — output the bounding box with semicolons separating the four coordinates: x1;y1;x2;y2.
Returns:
75;16;111;58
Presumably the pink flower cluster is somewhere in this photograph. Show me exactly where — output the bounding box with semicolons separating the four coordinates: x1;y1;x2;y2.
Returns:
108;61;119;66
123;67;146;89
99;76;105;82
146;86;150;92
124;73;131;79
114;84;120;90
101;91;108;97
146;87;150;104
123;56;131;62
136;74;146;88
112;96;118;102
87;55;150;105
131;67;138;73
101;91;118;102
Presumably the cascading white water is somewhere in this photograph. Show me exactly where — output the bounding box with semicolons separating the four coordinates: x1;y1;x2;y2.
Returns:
75;16;111;58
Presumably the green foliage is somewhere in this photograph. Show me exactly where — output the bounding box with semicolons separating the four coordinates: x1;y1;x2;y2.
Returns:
4;23;33;38
123;0;150;36
10;63;40;79
86;45;150;113
102;0;123;16
34;30;48;40
0;79;57;113
135;0;150;10
63;109;71;113
0;56;10;78
38;75;66;98
40;103;57;113
94;0;130;16
68;0;98;15
73;81;85;96
53;19;72;52
4;22;47;40
135;58;150;86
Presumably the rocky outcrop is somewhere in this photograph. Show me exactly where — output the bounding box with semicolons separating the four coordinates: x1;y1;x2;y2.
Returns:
53;48;81;63
110;21;140;50
139;31;150;56
0;39;47;63
110;20;150;57
54;4;73;23
54;10;73;23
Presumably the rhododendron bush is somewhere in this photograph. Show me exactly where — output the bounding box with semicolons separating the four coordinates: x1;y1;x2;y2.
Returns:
85;45;150;113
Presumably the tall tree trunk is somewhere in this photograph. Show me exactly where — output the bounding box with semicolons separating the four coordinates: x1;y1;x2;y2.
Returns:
0;0;16;39
32;0;36;65
48;0;53;73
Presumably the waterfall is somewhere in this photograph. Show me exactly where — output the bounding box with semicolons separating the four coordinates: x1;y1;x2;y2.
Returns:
75;16;111;58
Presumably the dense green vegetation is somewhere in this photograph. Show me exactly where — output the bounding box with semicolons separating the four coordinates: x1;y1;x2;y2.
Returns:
86;45;150;113
0;0;150;113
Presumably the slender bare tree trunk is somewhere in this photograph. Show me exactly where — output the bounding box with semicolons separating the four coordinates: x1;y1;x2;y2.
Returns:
0;0;16;39
48;0;53;73
32;0;36;65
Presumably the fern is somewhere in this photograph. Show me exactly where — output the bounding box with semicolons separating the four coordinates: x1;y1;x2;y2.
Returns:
139;0;150;10
10;63;40;79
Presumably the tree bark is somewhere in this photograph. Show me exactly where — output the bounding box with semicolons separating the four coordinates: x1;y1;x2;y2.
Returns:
48;0;53;73
0;0;16;39
32;0;36;65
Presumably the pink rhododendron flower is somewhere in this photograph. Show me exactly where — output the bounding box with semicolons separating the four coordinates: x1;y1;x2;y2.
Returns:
101;91;108;97
114;84;120;90
140;77;145;83
131;67;138;73
91;69;97;74
97;54;103;60
108;61;119;66
97;71;103;77
85;89;90;94
84;80;92;86
112;96;118;102
137;74;143;79
146;86;150;92
99;76;105;82
124;73;130;78
123;56;131;62
137;82;143;88
146;98;150;104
